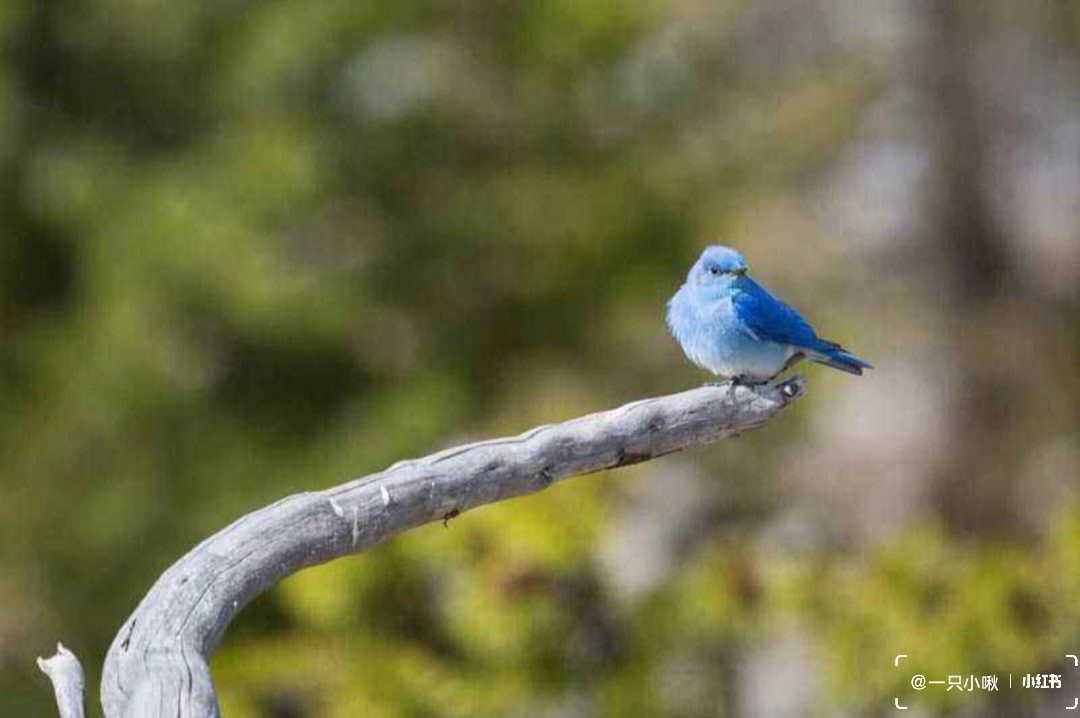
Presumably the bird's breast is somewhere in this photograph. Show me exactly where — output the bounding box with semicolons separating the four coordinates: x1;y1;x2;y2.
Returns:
667;290;794;381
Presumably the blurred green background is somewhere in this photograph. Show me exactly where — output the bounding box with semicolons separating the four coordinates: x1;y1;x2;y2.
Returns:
3;1;1080;716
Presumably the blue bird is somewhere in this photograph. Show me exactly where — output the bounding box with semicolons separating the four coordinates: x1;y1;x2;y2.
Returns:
666;245;872;384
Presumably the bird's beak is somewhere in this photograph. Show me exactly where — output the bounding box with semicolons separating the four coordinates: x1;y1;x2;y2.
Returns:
735;267;747;277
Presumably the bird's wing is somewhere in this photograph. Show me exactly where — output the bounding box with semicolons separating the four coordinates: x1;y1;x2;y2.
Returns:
731;279;834;351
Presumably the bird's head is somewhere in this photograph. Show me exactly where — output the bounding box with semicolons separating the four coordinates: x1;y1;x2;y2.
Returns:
688;245;748;289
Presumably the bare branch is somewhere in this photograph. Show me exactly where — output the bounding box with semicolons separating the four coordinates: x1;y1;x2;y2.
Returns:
96;378;803;717
37;642;86;718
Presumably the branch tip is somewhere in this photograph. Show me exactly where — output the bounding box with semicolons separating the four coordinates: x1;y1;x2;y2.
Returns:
774;374;806;401
37;642;86;718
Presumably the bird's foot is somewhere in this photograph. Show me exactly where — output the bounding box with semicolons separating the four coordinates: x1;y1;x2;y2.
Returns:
724;376;749;403
706;376;772;403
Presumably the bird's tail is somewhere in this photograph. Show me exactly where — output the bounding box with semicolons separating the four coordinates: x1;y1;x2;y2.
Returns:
806;340;873;376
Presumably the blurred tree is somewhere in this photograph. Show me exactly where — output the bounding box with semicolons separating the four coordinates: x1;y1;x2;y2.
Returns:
3;0;1078;716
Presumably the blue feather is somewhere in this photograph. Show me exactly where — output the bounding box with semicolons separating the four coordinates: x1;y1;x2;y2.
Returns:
732;278;873;376
731;278;817;348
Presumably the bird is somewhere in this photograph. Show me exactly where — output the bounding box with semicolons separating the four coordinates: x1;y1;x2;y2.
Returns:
666;245;872;384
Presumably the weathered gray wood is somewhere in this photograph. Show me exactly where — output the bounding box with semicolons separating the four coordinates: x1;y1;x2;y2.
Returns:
50;378;804;717
37;643;86;718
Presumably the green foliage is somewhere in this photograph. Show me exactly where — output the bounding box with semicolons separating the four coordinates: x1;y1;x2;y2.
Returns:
3;1;1078;717
793;524;1069;713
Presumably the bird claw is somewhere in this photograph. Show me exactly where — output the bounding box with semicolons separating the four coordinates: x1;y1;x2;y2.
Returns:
723;376;748;404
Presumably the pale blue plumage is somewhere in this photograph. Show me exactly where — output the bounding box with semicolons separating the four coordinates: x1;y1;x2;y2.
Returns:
666;246;872;383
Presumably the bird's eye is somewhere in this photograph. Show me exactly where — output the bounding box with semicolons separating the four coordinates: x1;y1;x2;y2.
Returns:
709;265;721;275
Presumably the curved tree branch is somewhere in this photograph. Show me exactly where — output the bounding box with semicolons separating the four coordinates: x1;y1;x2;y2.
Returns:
50;378;804;717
